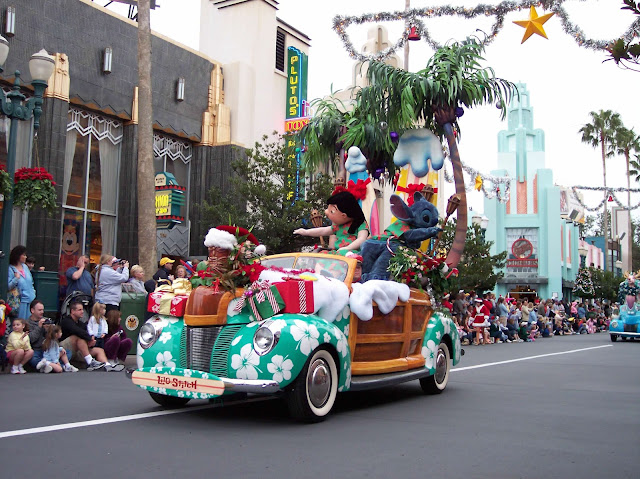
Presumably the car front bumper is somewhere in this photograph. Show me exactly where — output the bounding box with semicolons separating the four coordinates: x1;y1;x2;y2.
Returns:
130;367;281;400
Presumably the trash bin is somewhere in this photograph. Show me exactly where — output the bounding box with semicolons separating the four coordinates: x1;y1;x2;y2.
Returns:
32;270;60;318
119;291;148;354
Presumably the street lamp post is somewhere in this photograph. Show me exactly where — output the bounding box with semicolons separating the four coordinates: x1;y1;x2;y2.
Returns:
0;36;55;299
578;242;588;268
472;214;489;242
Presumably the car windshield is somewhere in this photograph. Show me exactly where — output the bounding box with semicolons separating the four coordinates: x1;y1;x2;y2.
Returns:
260;255;350;282
293;256;349;281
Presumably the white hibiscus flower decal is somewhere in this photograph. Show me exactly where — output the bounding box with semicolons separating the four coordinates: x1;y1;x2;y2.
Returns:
159;332;172;344
323;332;331;343
270;319;287;333
443;319;451;336
183;369;192;378
342;306;350;320
177;391;185;398
290;320;320;355
343;324;349;337
157;388;167;395
336;334;348;357
344;368;351;389
231;335;242;346
436;331;441;340
155;351;176;369
454;337;461;362
267;355;294;383
421;340;438;370
231;343;260;379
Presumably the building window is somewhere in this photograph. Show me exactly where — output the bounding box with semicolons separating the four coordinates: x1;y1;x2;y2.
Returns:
60;108;122;285
275;29;285;72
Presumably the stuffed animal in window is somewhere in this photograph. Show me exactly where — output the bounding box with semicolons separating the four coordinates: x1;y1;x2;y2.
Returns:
360;192;441;282
59;221;80;287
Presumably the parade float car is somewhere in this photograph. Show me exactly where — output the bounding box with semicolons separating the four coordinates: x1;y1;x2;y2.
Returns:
609;304;640;342
130;252;462;422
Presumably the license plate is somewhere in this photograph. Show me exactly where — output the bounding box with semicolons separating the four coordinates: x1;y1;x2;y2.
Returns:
132;367;225;399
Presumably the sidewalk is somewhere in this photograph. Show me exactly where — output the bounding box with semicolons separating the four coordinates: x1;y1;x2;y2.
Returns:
1;354;138;374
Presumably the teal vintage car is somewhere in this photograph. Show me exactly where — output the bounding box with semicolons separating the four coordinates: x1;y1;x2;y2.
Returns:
131;253;462;422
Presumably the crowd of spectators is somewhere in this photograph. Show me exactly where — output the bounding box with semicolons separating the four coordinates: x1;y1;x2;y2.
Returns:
441;291;611;346
1;244;199;374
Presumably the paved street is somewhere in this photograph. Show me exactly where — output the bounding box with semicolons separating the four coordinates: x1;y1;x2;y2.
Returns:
1;333;637;478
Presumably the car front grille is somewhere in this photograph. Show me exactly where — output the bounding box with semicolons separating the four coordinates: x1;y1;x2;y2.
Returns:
186;325;243;375
623;323;638;333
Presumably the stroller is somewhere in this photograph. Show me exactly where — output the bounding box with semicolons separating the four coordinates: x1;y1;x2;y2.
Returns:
60;290;93;326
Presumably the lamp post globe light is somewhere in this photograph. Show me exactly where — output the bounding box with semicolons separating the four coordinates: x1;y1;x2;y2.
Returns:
578;243;588;268
0;35;55;299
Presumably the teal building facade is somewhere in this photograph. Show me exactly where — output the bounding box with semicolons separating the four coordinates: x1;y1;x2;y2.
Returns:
484;84;580;301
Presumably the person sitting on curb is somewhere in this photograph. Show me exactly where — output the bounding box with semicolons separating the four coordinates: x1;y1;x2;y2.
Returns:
26;299;48;370
59;300;110;371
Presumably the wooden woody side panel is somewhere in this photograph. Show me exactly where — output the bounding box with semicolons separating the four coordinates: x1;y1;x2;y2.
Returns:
184;287;244;326
349;289;432;376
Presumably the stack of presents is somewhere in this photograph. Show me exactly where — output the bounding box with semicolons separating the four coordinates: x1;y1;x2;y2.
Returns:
147;277;315;321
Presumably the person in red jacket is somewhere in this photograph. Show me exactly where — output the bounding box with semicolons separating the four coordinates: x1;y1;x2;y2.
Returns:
442;293;453;313
471;298;491;345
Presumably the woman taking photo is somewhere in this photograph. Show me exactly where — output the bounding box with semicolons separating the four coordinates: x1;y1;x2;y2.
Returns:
7;245;36;320
94;254;129;312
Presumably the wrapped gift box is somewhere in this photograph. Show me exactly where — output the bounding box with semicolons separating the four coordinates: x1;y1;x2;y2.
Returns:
148;291;189;317
245;285;285;321
274;279;314;314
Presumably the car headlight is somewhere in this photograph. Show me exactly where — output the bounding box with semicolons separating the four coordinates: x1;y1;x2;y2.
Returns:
139;321;163;349
610;321;618;329
253;323;279;356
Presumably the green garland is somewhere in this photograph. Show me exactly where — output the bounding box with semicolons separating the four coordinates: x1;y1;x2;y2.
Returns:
0;167;11;199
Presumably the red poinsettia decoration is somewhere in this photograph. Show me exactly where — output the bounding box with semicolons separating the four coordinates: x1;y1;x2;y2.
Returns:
12;166;57;213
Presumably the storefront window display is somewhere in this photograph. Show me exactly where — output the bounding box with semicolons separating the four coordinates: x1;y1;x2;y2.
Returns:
59;108;122;291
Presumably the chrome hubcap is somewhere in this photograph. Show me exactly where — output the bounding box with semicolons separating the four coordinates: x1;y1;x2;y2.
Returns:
434;348;447;385
307;358;330;408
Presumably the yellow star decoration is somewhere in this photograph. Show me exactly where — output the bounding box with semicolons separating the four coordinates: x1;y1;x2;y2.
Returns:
513;6;555;44
474;175;483;191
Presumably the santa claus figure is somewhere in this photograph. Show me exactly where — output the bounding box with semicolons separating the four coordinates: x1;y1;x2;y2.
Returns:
471;297;491;345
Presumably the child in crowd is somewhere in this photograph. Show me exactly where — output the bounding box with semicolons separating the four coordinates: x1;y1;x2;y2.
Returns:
103;310;131;370
39;325;78;373
5;318;34;374
87;302;108;349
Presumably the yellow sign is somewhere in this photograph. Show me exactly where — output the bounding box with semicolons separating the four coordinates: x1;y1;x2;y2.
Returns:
284;117;310;133
155;191;171;216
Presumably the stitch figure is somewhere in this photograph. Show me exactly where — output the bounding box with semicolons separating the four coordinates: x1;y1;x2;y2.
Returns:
360;192;441;282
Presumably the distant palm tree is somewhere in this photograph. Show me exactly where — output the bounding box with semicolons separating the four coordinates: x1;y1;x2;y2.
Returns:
614;126;640;208
344;37;515;267
579;110;622;267
629;158;640;183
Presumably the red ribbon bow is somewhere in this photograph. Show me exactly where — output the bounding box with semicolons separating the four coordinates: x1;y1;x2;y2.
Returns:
396;183;426;205
346;178;371;200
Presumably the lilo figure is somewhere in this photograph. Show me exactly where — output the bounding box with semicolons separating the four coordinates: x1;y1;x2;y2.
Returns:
294;190;368;255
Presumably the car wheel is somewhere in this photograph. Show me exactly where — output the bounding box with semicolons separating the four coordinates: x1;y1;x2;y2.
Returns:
610;334;617;342
420;342;451;395
148;392;191;408
286;348;338;422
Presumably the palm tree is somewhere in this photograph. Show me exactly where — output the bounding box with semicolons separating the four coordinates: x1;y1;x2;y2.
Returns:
580;110;622;269
297;94;352;179
341;37;515;267
629;157;640;183
614;126;640;208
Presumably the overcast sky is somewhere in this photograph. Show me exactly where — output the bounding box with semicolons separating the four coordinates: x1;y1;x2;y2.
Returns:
107;0;639;219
